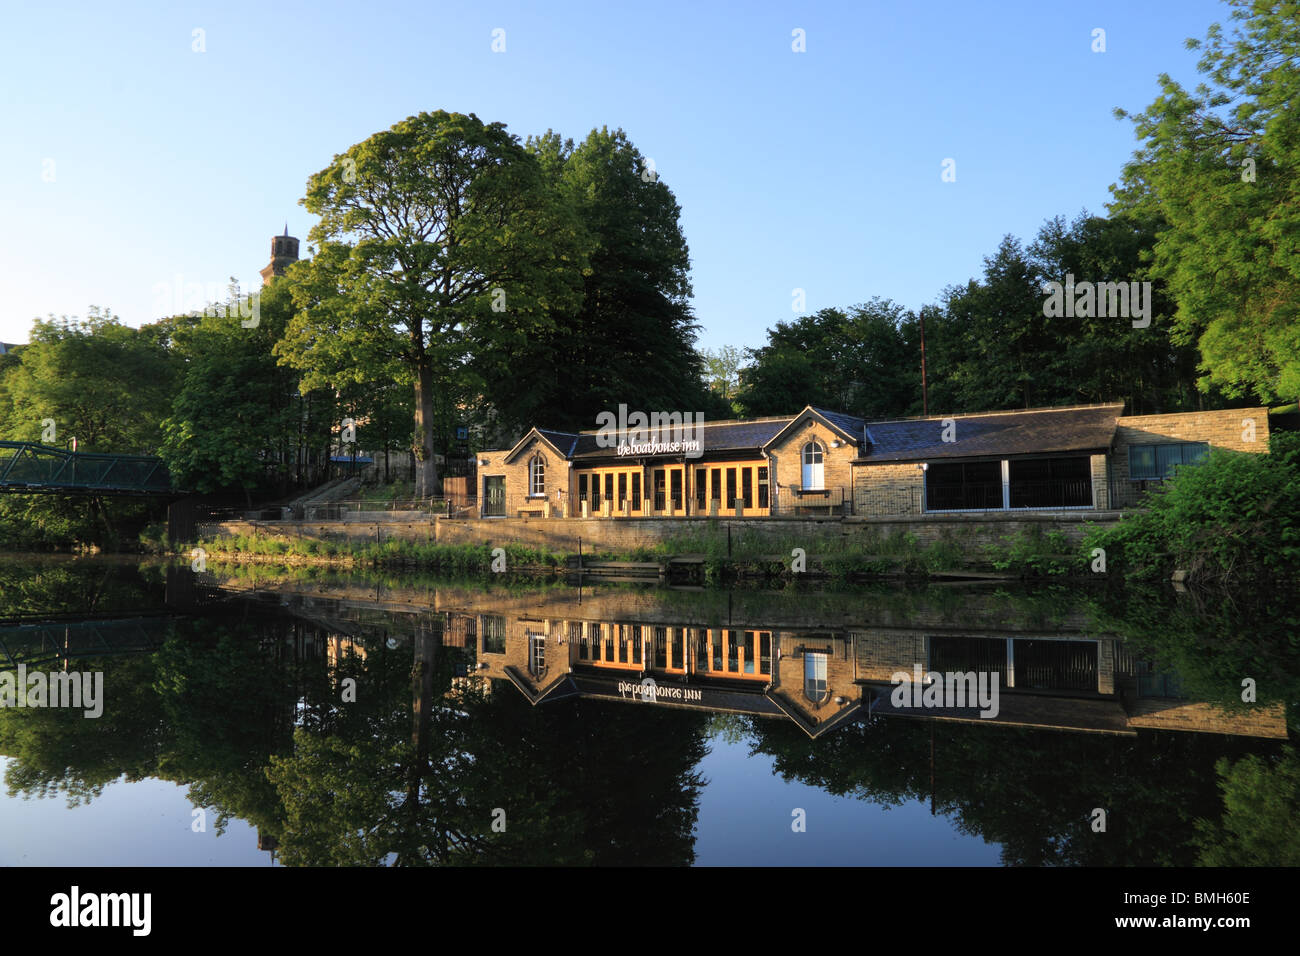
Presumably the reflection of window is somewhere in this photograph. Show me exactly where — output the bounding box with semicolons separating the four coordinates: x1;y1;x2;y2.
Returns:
529;454;546;496
482;615;506;654
529;634;545;675
1129;442;1208;480
802;442;824;490
804;651;828;702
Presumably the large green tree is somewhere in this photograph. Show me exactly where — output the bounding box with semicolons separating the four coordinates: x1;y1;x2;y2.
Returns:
160;280;335;500
0;307;175;452
474;126;706;437
737;299;920;419
1111;0;1300;403
276;111;590;497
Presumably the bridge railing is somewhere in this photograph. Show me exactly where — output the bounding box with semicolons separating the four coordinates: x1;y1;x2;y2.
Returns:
0;441;172;493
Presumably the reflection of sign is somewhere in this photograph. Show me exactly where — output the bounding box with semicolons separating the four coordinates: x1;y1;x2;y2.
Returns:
616;439;702;457
618;678;704;703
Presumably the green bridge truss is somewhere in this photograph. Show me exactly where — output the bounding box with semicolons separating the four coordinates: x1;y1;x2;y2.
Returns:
0;441;175;496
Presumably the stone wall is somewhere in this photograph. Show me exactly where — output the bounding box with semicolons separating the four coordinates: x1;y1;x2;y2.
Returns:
206;510;1118;560
1125;699;1287;738
1110;406;1270;506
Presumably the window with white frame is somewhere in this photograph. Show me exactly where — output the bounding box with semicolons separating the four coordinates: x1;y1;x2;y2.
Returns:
801;441;824;490
804;651;828;702
529;633;546;676
529;454;546;496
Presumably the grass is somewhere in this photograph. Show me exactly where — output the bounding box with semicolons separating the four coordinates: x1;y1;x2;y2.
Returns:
189;520;1095;584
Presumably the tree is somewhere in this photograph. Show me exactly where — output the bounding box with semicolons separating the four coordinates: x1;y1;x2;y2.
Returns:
0;309;176;547
925;236;1070;413
1027;211;1198;413
160;280;333;500
0;307;175;452
700;345;747;412
737;300;920;419
474;126;705;436
276;111;590;497
1111;0;1300;403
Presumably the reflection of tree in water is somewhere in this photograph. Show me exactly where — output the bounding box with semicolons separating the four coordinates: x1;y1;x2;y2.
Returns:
0;590;711;866
267;643;710;866
1087;582;1300;722
1;652;164;805
745;714;1284;866
0;557;167;619
1085;580;1300;864
452;693;709;866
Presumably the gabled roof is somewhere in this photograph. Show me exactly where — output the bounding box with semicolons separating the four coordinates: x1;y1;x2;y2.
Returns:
496;403;1124;465
854;404;1122;463
765;405;868;450
767;691;865;739
503;427;580;464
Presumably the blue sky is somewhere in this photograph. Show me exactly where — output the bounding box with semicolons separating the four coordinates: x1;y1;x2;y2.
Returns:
0;0;1230;349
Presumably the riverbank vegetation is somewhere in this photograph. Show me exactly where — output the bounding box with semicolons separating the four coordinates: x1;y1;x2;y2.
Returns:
1084;431;1300;587
187;520;1088;585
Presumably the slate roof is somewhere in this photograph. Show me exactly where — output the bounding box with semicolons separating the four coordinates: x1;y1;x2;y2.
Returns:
855;404;1123;463
808;407;869;443
536;429;580;458
569;416;792;459
498;403;1124;464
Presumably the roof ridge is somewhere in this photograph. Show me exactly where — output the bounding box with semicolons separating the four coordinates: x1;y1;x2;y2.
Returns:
866;402;1124;425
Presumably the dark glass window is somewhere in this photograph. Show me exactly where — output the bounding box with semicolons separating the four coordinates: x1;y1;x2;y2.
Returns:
1008;456;1092;508
925;460;1002;511
1129;442;1209;480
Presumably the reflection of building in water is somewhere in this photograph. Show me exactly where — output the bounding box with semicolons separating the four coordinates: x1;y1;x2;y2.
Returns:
458;604;1286;740
324;634;366;670
225;582;1285;741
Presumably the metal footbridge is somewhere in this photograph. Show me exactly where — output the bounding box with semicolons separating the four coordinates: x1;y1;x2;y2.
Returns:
0;441;175;496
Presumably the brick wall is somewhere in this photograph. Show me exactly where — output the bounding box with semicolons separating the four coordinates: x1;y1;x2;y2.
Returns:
853;630;927;681
854;462;925;516
1125;700;1287;738
769;417;857;514
1110;407;1269;506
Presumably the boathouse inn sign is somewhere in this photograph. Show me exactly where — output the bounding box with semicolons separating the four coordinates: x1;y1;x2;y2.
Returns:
595;405;705;459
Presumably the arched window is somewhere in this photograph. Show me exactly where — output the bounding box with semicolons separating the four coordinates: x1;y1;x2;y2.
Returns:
529;454;545;496
804;651;828;703
801;441;824;490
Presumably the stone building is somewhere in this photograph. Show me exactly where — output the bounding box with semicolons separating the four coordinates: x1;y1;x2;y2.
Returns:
475;403;1270;519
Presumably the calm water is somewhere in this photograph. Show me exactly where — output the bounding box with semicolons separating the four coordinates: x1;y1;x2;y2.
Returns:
0;556;1293;866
